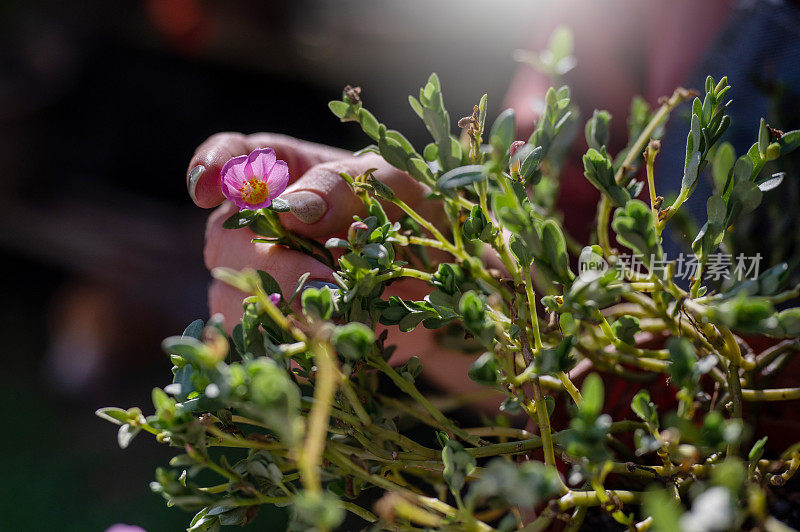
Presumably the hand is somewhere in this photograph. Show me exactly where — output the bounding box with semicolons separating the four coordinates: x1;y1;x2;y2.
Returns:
186;132;494;401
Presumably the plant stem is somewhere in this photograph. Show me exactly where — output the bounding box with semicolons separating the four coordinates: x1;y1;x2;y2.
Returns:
391;197;459;257
299;340;338;493
340;377;371;426
368;353;484;446
558;372;583;407
373;267;433;284
531;376;556;467
741;387;800;401
522;265;544;352
341;501;378;523
597;87;693;253
557;489;641;510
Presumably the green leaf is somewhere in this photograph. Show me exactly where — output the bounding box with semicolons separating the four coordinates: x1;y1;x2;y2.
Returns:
182;319;204;340
585;109;611;150
757;171;784;192
222;209;258;229
548;25;574;61
777;308;800;337
257;270;283;300
367;175;395;200
357;108;380;140
268;197;290;212
712;142;735;192
436;165;487;193
95;407;130;426
748;436;768;462
118;423;140;449
583;147;630;206
612;199;661;263
667;337;699;389
758;118;769;156
293;491;345;531
301;286;334;320
580;373;604;420
162;336;211;366
642;489;683;532
541;219;574;284
519;145;544;182
630;390;658;428
509;234;533;266
328;100;349;119
778;129;800;155
707;195;726;225
535;336;576;374
612;315;640;345
331;322;375;361
442;440;476;495
468;352;502;386
490;109;516;154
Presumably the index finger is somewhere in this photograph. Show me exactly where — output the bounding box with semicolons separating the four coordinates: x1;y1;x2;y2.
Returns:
187;132;350;208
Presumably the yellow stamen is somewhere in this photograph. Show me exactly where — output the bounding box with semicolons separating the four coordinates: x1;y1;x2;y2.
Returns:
240;177;269;205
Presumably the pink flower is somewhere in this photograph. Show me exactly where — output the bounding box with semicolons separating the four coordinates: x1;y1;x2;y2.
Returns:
268;293;281;305
221;148;289;210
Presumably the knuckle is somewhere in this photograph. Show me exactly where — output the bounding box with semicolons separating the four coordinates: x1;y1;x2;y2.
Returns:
206;131;245;146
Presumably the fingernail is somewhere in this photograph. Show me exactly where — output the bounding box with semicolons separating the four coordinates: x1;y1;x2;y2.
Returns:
188;165;205;203
283;190;327;224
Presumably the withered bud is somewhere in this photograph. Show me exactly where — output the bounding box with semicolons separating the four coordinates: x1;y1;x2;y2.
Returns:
768;124;785;142
344;85;361;104
458;116;476;129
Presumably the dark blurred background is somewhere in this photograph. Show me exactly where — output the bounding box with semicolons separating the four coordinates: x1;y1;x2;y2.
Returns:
0;0;537;529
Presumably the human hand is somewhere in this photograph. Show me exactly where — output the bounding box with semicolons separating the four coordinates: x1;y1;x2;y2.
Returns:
186;132;494;399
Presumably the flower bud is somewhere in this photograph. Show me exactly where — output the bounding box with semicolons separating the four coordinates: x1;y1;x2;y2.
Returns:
348;220;369;241
766;142;781;161
509;140;525;158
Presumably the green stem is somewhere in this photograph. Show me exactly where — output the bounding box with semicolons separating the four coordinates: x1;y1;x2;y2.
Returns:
340;377;371;426
531;376;556;468
373;268;433;284
299;340;338;493
522;265;544;352
597;87;693;253
368;354;484;446
391;197;459;257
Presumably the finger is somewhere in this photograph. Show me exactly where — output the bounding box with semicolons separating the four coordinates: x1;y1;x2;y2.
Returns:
205;203;334;276
205;203;335;324
279;153;438;238
187;132;350;208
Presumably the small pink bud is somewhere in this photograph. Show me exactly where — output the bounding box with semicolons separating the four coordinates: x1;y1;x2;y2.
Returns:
268;293;281;306
348;220;369;241
509;140;525;158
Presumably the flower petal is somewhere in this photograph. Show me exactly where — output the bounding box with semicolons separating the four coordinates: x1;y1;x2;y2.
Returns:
221;155;248;197
222;155;253;208
221;154;248;181
245;198;273;209
265;160;290;200
245;148;277;179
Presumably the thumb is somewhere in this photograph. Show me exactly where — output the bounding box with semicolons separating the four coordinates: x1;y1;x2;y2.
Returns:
279;153;433;238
